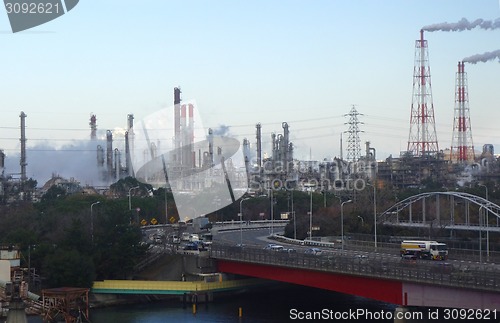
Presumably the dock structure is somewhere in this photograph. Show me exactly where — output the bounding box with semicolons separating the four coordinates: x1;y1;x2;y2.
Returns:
41;287;90;323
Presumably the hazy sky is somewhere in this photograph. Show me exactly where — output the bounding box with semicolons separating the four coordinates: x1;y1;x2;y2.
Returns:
1;1;499;184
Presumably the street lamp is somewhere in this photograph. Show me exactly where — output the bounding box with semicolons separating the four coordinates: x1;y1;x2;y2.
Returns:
291;190;296;240
128;186;140;211
239;197;250;246
270;187;274;235
304;183;315;240
90;201;100;243
479;184;490;261
366;182;377;250
341;200;352;251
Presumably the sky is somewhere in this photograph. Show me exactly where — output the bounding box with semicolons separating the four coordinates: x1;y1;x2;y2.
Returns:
0;0;499;186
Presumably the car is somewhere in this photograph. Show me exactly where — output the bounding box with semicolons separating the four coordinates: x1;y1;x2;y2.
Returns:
304;248;322;256
183;242;198;251
264;244;284;251
169;235;180;244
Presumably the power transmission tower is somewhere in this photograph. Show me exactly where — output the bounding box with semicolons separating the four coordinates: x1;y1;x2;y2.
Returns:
344;105;363;163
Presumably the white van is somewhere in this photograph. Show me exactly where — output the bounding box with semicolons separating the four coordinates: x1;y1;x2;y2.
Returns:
264;244;284;252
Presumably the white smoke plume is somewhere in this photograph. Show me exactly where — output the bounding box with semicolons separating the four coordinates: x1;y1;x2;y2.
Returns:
4;135;113;187
463;49;500;64
211;124;232;136
423;17;500;32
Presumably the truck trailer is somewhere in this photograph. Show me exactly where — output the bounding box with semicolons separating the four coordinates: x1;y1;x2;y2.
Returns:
400;240;448;260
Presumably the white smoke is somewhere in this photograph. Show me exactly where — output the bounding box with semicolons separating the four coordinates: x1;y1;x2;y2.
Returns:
463;49;500;64
211;124;231;136
4;138;110;187
423;17;500;32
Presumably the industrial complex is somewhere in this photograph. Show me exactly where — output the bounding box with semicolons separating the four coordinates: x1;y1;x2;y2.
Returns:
0;30;498;207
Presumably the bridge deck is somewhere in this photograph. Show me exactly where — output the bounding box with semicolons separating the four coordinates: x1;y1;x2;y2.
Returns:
211;244;500;310
92;278;266;295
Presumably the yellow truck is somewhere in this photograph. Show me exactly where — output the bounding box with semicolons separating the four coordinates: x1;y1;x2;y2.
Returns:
400;240;448;260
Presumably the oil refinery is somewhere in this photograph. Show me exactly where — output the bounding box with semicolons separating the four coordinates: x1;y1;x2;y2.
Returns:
0;30;499;207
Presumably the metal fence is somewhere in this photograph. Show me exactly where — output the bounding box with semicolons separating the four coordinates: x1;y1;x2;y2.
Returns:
210;244;500;293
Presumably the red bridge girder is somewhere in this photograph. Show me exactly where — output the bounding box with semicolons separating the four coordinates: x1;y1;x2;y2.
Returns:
217;260;403;305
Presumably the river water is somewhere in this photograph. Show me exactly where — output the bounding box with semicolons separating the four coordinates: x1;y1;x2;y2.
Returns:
25;283;470;323
25;284;399;322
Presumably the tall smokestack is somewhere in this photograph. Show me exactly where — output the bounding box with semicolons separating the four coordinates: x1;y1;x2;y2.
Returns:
243;138;250;185
188;103;195;169
188;104;194;144
114;148;120;180
174;87;181;164
126;114;135;177
125;131;133;176
407;30;439;157
208;128;214;167
127;114;134;130
282;122;289;172
256;123;262;175
19;111;27;182
450;61;475;163
106;130;113;179
181;104;188;166
0;149;5;176
90;114;97;140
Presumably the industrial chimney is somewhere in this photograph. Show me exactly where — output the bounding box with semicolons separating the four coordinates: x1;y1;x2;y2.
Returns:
450;61;475;163
407;30;439;157
19;111;27;182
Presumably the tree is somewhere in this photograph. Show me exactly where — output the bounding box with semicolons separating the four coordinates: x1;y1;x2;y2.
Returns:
41;185;67;202
43;249;95;288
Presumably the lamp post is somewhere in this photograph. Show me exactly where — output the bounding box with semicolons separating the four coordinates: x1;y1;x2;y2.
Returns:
309;187;312;240
239;198;250;246
90;201;100;243
291;190;296;240
270;187;274;235
128;186;140;211
341;200;352;251
479;205;484;263
366;182;377;250
479;184;490;261
302;183;316;241
164;185;168;225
